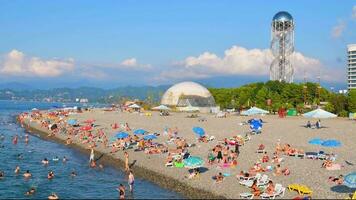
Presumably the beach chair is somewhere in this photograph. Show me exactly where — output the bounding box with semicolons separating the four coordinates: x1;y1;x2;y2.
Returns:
347;191;356;199
261;183;285;199
239;173;262;187
257;175;269;187
317;151;326;160
240;192;254;199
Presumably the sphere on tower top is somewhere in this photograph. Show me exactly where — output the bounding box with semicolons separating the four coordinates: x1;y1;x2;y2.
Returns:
272;11;293;22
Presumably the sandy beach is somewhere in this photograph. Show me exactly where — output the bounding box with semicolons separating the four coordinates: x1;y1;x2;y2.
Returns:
20;109;356;199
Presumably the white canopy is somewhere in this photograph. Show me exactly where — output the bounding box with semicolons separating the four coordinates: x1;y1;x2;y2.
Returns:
128;104;141;109
241;107;269;116
180;106;200;112
152;105;171;111
302;108;337;119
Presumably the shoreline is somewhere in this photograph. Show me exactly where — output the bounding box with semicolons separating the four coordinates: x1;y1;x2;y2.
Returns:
18;116;225;199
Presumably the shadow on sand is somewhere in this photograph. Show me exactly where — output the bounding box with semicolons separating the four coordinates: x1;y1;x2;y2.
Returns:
330;185;356;193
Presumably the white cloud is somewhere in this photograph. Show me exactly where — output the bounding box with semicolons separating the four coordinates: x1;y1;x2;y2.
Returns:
158;45;343;83
331;21;346;38
352;5;356;19
119;57;151;69
0;50;74;77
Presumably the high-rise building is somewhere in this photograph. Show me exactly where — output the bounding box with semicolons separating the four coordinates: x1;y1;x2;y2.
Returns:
348;44;356;90
270;11;295;83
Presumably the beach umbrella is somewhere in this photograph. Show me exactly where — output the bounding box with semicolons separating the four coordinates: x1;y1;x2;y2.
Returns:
143;134;157;140
67;119;78;125
321;139;341;147
128;104;141;109
115;132;129;139
152;105;171;111
180;106;200;112
134;129;147;135
241;107;269;116
308;138;324;145
80;125;92;131
344;172;356;188
192;127;205;136
249;119;262;130
183;156;204;169
302;108;337;119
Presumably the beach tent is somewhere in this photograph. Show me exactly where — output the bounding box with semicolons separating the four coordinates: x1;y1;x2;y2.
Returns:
152;105;171;111
308;138;324;145
344;172;356;188
128;104;141;109
134;129;147;135
287;108;297;116
302;108;337;119
241;107;269;116
180;106;200;112
115;132;129;139
67;119;78;125
143;134;157;140
321;139;341;147
192;127;205;137
183;156;204;169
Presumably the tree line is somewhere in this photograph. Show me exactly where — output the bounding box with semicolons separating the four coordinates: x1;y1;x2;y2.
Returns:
209;81;356;117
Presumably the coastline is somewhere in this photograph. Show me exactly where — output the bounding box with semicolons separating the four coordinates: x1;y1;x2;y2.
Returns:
18;116;225;199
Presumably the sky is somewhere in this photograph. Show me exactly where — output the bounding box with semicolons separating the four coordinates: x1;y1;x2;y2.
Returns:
0;0;355;89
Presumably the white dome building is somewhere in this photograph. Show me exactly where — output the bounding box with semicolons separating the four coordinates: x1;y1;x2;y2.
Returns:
161;81;216;112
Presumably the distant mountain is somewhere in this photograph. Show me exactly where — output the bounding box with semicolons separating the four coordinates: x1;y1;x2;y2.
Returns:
0;85;170;103
0;82;35;91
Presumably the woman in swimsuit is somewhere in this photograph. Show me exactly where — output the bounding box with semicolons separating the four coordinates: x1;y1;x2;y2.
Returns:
251;180;261;197
128;170;135;192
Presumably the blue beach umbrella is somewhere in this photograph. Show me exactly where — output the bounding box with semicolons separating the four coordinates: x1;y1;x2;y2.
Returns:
183;156;204;169
115;132;129;139
192;127;205;137
143;134;157;140
308;138;324;145
134;129;147;135
249;119;262;130
321;139;341;147
344;172;356;188
67;119;77;125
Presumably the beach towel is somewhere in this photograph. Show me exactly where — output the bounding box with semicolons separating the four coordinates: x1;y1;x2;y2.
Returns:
326;163;342;171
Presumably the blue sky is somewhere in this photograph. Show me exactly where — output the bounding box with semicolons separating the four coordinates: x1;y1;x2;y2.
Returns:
0;0;355;89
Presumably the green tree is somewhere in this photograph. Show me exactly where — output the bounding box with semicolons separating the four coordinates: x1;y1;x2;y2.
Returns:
348;89;356;112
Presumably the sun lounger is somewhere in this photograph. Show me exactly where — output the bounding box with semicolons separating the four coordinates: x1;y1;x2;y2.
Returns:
239;192;254;199
261;183;285;199
239;173;262;187
288;184;312;195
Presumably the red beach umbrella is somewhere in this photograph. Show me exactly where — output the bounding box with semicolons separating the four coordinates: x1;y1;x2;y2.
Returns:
80;125;92;131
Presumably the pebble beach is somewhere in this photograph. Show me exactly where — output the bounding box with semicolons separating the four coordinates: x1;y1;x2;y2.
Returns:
20;109;356;199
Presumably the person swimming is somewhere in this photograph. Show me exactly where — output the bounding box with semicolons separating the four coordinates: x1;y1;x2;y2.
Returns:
70;171;77;177
14;166;20;174
0;170;5;179
25;187;36;196
52;156;59;162
42;158;49;165
17;153;23;160
63;156;68;163
48;193;58;200
47;171;55;180
23;170;32;178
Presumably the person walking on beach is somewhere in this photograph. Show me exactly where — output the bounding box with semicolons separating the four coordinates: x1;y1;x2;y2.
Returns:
124;152;129;171
89;148;95;162
128;170;134;193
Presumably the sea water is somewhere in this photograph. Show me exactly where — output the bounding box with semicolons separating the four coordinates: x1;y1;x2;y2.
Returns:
0;100;182;199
